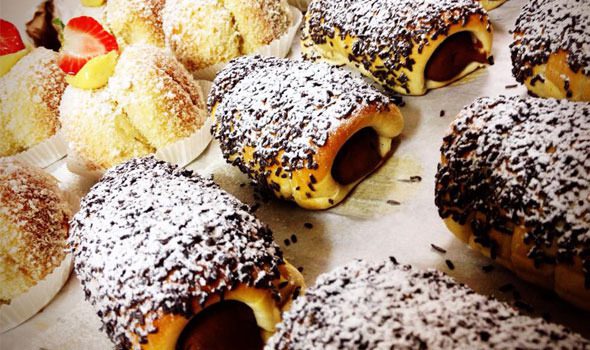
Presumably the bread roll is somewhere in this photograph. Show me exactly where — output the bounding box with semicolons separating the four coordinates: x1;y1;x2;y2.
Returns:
0;159;70;304
301;0;493;95
70;157;305;349
210;56;404;210
267;259;589;349
510;0;590;101
435;95;590;310
0;48;66;156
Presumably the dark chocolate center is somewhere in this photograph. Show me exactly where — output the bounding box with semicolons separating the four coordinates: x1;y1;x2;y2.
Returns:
425;31;487;82
332;128;382;185
175;301;263;350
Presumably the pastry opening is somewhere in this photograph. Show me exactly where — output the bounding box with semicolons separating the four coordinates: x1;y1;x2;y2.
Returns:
332;127;382;186
175;301;264;350
425;31;488;82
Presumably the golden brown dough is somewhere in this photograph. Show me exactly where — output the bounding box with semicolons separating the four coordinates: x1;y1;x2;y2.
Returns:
301;0;493;95
435;96;590;310
210;56;404;210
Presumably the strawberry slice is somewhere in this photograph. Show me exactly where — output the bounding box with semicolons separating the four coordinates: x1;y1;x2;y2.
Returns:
58;16;118;75
0;19;26;55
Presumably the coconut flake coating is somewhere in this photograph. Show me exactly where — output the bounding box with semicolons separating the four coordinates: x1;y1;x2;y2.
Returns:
209;55;399;188
435;96;590;285
69;157;285;349
301;0;491;93
510;0;590;83
267;259;590;349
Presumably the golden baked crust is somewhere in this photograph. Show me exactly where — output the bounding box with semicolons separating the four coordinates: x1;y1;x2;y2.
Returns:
210;56;404;210
510;0;590;101
162;0;290;72
70;157;305;349
435;96;590;310
0;159;70;304
106;0;166;47
0;48;66;156
60;44;206;171
301;0;493;96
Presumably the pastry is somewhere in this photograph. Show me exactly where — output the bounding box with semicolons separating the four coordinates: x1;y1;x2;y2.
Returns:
162;0;291;72
0;159;70;305
70;156;305;349
301;0;493;95
210;56;404;210
435;96;590;310
60;44;207;171
267;259;590;349
510;0;590;101
106;0;166;47
476;0;506;10
25;0;61;51
0;47;66;157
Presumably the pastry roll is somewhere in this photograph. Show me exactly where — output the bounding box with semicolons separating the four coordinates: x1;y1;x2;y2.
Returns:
267;259;589;349
510;0;590;101
435;96;590;310
69;157;305;350
210;56;404;210
301;0;493;95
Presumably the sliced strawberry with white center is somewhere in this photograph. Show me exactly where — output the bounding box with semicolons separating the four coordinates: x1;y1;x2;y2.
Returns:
58;16;118;75
0;19;26;56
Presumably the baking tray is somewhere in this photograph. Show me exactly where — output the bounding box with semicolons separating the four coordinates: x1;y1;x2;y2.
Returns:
1;0;589;348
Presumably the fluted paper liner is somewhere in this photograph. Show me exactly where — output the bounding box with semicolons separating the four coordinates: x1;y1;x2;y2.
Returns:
11;131;67;169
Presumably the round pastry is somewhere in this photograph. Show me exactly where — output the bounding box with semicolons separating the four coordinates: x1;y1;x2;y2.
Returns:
301;0;493;96
0;47;66;157
106;0;166;47
435;96;590;310
60;44;207;171
70;157;305;349
162;0;291;72
210;56;404;210
267;259;589;349
510;0;590;101
0;159;70;305
476;0;506;10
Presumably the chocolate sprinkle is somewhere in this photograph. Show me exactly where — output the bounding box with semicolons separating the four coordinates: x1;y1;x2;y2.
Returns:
303;223;313;229
431;243;447;254
482;264;495;273
445;259;455;270
69;157;286;349
267;259;589;349
435;95;590;288
386;199;401;206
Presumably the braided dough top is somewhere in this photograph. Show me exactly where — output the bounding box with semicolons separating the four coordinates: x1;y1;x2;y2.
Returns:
267;259;589;349
70;157;285;349
210;55;397;185
510;0;590;83
435;96;590;285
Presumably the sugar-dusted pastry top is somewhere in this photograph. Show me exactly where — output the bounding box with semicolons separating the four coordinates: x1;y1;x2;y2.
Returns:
302;0;491;93
511;0;590;83
435;96;590;284
210;55;398;184
0;159;70;303
267;259;590;349
69;157;285;348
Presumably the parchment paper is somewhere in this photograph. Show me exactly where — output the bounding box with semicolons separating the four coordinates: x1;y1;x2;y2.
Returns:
1;0;588;349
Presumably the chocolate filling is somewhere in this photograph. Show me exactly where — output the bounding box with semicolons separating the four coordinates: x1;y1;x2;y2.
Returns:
425;32;487;82
175;301;263;350
332;128;382;185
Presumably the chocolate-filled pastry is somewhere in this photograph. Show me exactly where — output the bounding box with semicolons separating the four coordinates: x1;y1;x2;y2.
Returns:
435;96;590;310
266;259;590;349
69;157;305;350
301;0;493;95
510;0;590;101
210;56;404;210
476;0;506;10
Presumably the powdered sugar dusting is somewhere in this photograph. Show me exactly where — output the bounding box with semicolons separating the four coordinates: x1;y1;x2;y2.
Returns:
435;96;590;285
69;157;285;349
267;259;589;349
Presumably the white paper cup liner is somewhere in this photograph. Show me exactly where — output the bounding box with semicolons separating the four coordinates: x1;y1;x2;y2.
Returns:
193;5;303;80
288;0;311;11
11;131;67;169
0;254;73;334
66;81;213;178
